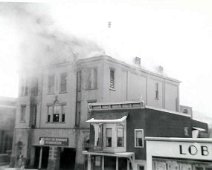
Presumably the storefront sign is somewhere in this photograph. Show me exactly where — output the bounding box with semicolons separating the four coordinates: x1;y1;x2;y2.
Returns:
40;137;69;146
179;144;209;156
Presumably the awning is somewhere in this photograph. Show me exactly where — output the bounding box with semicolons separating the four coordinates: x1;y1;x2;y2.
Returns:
192;127;206;131
86;116;127;123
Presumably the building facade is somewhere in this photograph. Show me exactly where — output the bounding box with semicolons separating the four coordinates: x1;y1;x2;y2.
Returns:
12;55;184;170
83;101;208;170
0;97;16;164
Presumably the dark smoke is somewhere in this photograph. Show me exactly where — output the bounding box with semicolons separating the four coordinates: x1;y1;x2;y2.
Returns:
0;2;104;69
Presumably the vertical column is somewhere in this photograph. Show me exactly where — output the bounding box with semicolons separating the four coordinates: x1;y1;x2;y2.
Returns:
47;147;60;170
87;154;91;170
75;129;85;170
102;156;104;170
116;157;119;170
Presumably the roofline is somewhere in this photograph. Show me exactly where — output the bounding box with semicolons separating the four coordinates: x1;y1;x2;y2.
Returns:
88;101;191;118
77;55;181;83
145;137;212;143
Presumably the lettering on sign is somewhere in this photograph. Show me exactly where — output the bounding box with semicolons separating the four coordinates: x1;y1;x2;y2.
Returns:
179;144;209;156
40;137;69;146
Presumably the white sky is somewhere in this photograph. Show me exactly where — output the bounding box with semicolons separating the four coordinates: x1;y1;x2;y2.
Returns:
0;0;212;123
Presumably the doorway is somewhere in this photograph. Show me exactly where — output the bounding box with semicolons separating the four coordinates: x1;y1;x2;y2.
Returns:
34;146;49;169
60;148;76;170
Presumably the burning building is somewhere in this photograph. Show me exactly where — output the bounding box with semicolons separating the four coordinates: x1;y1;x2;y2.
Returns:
11;55;186;170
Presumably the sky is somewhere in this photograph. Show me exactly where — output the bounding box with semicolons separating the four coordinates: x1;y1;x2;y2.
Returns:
0;0;212;124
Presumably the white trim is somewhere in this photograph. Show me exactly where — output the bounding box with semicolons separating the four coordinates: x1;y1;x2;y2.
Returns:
86;116;127;123
134;129;144;148
145;137;212;143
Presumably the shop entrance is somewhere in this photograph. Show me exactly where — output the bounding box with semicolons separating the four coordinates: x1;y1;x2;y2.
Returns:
34;146;49;169
60;148;76;170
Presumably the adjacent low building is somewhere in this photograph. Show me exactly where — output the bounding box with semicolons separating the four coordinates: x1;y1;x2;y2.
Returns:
83;101;208;170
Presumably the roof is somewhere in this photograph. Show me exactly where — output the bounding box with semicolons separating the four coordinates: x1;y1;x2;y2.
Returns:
87;116;127;123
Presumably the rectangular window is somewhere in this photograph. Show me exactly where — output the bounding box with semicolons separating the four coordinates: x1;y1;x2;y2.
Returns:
60;73;67;93
110;69;115;89
48;75;55;94
134;129;144;148
117;127;124;147
20;105;26;122
106;128;112;147
21;78;28;96
75;102;81;127
61;104;65;123
53;105;60;122
31;78;38;96
47;105;53;122
155;83;159;100
86;68;97;90
77;71;81;92
30;104;37;127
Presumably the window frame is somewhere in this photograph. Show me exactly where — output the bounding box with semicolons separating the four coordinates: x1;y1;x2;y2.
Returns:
117;126;124;147
106;128;112;147
134;129;144;148
109;68;115;89
47;74;55;94
20;105;26;122
47;104;66;123
60;72;67;93
155;82;159;100
86;68;97;90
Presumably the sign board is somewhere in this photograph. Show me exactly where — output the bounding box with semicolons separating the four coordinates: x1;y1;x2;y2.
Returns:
40;137;69;146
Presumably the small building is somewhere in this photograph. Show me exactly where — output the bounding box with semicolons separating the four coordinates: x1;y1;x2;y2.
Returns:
83;101;208;170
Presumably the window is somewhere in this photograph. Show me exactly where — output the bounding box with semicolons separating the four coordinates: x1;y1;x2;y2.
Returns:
86;68;97;89
20;78;28;96
137;165;144;170
75;102;81;127
47;104;66;123
31;78;38;96
20;105;26;122
30;104;37;127
155;83;159;100
48;75;55;94
106;128;112;147
77;71;81;92
135;129;144;147
110;69;115;89
60;73;67;93
117;127;124;147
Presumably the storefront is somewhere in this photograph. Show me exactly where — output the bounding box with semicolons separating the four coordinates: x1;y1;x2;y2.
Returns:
146;137;212;170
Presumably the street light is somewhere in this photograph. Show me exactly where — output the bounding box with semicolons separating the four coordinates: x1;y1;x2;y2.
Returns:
38;138;44;169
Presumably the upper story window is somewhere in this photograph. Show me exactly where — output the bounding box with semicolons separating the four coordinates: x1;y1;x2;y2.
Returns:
31;78;38;96
20;78;28;96
86;68;97;90
60;73;67;93
48;75;55;94
47;104;66;123
117;127;124;147
30;104;37;127
134;129;144;148
155;83;159;100
110;68;115;89
106;128;112;147
20;105;26;122
77;71;82;92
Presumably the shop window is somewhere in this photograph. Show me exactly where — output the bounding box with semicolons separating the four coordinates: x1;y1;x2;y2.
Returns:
134;129;144;148
20;105;26;122
110;68;115;89
60;73;67;93
86;68;97;90
155;83;159;100
106;128;112;147
117;127;124;147
48;75;55;94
